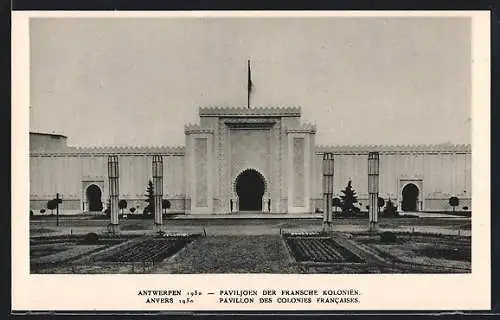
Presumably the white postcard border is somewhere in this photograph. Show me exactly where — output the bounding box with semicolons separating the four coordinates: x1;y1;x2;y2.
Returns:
12;11;491;311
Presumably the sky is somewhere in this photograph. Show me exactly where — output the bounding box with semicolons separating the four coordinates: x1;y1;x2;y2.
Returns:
29;16;471;147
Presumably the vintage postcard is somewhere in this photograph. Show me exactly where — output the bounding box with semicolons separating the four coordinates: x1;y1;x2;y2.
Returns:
12;11;490;311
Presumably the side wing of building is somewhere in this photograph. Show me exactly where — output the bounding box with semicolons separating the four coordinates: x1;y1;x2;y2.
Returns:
29;138;186;215
312;144;472;212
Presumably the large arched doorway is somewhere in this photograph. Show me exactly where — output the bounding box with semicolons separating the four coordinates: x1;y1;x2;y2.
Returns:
86;184;103;211
401;183;419;212
235;169;265;211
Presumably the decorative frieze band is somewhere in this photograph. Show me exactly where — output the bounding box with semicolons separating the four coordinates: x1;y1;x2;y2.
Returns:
30;145;185;156
184;124;214;134
315;143;471;154
285;123;317;134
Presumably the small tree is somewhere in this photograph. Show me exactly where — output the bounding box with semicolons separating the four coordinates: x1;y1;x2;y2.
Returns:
378;197;385;208
104;198;111;216
332;197;342;214
162;199;171;214
383;198;398;217
47;199;57;215
118;199;128;215
380;231;397;243
142;207;151;218
449;196;459;212
144;180;154;216
340;180;358;215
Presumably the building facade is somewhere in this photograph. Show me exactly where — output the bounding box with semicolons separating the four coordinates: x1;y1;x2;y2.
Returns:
29;107;471;215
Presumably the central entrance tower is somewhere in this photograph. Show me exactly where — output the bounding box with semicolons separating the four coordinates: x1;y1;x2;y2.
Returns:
184;107;316;214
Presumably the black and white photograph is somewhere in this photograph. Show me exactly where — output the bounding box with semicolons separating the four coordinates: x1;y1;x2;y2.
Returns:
12;11;491;311
27;15;474;275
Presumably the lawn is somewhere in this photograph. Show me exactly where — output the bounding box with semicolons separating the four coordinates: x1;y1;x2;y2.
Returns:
152;235;301;274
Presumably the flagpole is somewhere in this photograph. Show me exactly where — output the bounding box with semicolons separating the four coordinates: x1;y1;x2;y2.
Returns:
247;59;250;108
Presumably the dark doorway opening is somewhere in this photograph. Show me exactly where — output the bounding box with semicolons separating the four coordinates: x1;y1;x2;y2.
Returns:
86;184;103;211
401;183;419;212
235;169;265;211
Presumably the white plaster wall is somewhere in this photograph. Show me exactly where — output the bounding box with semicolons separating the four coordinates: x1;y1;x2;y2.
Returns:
229;129;271;182
30;153;186;213
312;151;472;212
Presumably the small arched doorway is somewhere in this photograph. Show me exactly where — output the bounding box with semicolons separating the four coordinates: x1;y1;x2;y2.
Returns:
402;183;419;212
86;184;103;211
235;169;265;211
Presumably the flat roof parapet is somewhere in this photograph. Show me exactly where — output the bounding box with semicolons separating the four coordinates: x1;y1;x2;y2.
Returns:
315;144;471;154
199;106;301;117
31;145;185;156
30;132;68;139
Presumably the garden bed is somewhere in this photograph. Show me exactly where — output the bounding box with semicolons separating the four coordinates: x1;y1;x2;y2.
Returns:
284;236;364;263
32;245;106;265
30;234;134;272
98;235;199;263
30;244;70;258
352;232;471;272
417;246;470;262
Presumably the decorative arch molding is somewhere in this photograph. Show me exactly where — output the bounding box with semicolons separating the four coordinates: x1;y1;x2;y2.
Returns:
398;178;424;211
232;168;268;197
81;180;105;212
401;181;421;194
85;183;104;195
232;168;268;211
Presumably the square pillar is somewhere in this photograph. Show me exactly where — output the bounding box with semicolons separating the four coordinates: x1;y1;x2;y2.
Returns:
152;155;163;231
322;153;334;233
107;155;119;234
368;152;380;232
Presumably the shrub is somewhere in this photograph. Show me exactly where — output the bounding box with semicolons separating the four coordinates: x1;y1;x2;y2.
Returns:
82;232;99;244
30;210;34;217
378;197;385;208
104;198;111;212
382;199;398;217
142;207;153;219
130;207;136;214
40;208;46;214
462;206;469;211
118;199;128;214
380;231;397;243
162;199;171;212
332;197;341;207
47;199;57;214
448;196;459;212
